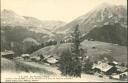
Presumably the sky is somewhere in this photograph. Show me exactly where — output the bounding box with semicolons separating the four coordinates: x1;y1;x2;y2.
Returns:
1;0;127;22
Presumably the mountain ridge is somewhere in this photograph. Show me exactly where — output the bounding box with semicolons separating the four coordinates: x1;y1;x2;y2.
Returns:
56;3;127;34
1;9;66;32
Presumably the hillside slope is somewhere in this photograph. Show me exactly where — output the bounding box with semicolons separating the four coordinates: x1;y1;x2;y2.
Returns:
84;23;127;45
56;3;127;33
55;3;127;46
31;41;127;65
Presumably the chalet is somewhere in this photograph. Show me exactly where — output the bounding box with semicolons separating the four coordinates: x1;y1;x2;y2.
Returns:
47;57;58;66
116;65;128;73
111;71;128;80
92;62;118;75
121;71;128;80
21;54;30;61
108;61;118;66
110;74;121;80
1;51;14;59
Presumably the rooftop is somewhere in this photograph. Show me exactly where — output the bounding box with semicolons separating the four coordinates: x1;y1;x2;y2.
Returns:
92;63;113;72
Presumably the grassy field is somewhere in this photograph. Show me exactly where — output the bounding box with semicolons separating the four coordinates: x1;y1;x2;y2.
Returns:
1;57;127;82
14;60;60;75
1;40;127;82
1;58;16;72
81;40;127;64
1;58;59;76
31;40;127;64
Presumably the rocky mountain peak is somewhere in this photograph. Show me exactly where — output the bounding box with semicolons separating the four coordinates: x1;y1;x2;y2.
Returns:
57;3;127;34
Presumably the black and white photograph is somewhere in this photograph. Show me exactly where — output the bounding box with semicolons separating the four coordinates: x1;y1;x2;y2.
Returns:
1;0;127;82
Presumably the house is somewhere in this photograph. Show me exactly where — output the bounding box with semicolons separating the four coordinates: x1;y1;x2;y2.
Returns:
92;62;118;75
111;72;128;80
47;57;58;66
21;54;30;61
108;61;118;66
112;61;118;65
116;65;128;73
1;50;14;59
110;74;120;80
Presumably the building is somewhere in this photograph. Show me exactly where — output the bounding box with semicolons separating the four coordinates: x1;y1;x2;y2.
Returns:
111;71;128;80
92;62;118;75
47;57;58;66
1;51;14;59
21;54;30;61
108;61;118;66
116;65;128;73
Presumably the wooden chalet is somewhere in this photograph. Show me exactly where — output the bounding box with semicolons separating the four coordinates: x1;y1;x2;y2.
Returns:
21;54;30;61
92;62;118;75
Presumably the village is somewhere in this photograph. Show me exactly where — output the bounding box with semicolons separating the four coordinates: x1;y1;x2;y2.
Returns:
1;49;128;81
1;0;127;82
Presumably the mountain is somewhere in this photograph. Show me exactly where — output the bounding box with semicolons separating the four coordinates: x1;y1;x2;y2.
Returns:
1;9;67;53
55;3;127;45
56;3;127;34
84;23;127;46
1;9;66;32
1;9;26;26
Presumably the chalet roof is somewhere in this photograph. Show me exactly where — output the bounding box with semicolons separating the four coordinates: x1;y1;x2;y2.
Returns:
111;72;128;79
121;72;128;75
92;63;113;72
21;54;30;57
1;51;14;56
47;57;58;64
111;74;120;79
116;66;127;72
112;61;118;64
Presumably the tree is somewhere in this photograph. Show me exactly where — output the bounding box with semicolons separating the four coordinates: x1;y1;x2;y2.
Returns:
22;37;40;54
59;25;82;77
83;58;93;74
1;30;6;51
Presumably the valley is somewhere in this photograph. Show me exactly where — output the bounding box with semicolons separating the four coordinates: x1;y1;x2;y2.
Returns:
1;2;127;82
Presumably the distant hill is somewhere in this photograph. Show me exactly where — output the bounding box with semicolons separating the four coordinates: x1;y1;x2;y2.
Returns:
1;9;66;33
83;23;127;46
0;9;66;52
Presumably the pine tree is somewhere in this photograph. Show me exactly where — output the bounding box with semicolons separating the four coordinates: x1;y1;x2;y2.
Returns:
70;24;82;77
59;25;82;77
